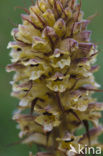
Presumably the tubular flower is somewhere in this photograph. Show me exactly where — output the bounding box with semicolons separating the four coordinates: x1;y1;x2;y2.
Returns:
7;0;103;155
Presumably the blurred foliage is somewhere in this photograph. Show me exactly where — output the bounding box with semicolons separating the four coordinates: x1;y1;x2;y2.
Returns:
0;0;103;156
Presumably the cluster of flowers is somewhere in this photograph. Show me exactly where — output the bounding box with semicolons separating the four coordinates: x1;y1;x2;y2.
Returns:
7;0;103;155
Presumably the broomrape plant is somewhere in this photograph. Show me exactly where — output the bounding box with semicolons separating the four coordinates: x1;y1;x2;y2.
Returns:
7;0;103;155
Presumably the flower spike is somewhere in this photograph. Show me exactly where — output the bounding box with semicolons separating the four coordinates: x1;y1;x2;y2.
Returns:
7;0;103;155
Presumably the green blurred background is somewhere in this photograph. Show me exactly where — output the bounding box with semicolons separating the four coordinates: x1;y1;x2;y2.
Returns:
0;0;103;156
